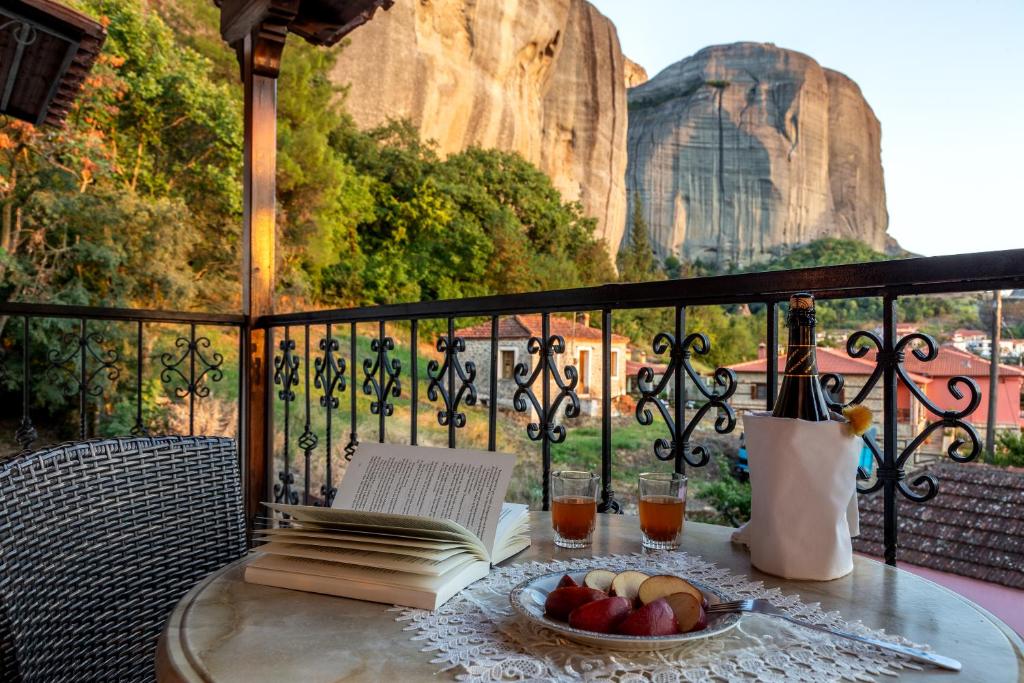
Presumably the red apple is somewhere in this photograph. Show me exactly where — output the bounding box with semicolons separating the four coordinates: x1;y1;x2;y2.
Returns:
583;569;616;592
544;586;607;621
637;575;705;608
556;574;579;589
663;592;705;633
610;570;649;605
568;596;632;633
615;598;678;636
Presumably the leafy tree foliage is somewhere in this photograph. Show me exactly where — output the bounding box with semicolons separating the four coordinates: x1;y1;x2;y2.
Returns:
618;194;659;282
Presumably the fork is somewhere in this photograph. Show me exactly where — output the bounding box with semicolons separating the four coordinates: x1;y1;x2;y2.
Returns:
706;599;961;671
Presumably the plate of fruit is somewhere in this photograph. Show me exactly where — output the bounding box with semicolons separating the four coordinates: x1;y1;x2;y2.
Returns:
509;569;740;651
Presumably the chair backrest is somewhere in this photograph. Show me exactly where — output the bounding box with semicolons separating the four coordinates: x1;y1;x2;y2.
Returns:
0;436;247;682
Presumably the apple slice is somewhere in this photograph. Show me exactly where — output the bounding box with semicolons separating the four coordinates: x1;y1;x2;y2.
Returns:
637;575;705;607
583;568;616;592
544;586;607;621
568;596;632;633
610;570;649;604
663;592;706;633
556;574;579;589
615;598;678;636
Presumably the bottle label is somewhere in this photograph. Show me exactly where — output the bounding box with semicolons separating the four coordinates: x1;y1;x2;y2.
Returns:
783;344;817;376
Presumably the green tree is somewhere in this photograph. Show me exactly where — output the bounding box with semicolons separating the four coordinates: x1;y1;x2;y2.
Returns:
618;193;659;282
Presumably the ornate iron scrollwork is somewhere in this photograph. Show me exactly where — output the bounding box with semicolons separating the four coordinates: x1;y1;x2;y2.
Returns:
46;330;120;399
635;332;737;468
362;336;401;420
273;338;300;401
820;331;885;489
159;335;225;399
273;336;301;505
512;335;580;443
314;335;346;505
427;335;477;430
314;337;346;409
821;330;981;503
45;324;120;438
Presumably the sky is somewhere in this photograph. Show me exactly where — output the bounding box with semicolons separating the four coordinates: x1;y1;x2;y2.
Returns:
589;0;1024;257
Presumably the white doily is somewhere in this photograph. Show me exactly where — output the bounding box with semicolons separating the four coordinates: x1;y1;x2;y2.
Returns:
394;552;930;682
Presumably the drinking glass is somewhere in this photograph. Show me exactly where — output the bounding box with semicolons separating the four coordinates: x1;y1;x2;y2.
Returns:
550;470;598;548
638;472;687;550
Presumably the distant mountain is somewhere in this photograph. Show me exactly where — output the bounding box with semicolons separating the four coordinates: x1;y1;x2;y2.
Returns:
626;42;891;268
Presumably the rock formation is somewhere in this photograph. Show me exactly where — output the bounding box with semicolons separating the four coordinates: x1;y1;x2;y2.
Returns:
624;58;648;87
626;42;889;267
331;0;628;251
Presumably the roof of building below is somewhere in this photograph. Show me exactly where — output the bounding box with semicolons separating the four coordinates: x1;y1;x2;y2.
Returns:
728;347;931;384
455;315;629;344
626;359;670;376
853;463;1024;589
903;344;1024;379
729;344;1024;383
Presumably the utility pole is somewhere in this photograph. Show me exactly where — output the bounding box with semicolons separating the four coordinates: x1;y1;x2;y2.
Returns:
986;289;1002;460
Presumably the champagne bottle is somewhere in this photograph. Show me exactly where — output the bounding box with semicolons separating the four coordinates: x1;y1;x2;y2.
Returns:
772;292;831;421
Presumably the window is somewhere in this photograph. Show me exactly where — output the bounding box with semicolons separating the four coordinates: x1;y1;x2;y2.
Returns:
500;350;515;379
751;382;768;401
610;350;619;378
578;349;591;394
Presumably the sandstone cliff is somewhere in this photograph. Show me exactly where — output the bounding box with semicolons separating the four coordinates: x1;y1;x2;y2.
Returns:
626;42;889;266
624;58;648;87
331;0;628;251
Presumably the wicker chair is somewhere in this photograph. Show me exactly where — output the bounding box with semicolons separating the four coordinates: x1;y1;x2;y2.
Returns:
0;436;247;682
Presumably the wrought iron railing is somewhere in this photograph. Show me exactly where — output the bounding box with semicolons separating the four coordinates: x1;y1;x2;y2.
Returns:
3;248;1024;566
0;302;244;451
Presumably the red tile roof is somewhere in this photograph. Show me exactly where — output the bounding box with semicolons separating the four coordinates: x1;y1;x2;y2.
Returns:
626;359;670;375
455;315;629;343
952;328;987;338
728;347;931;384
904;345;1024;379
854;463;1024;589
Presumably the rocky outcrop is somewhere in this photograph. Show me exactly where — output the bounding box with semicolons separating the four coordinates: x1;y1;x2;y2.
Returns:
331;0;628;251
624;58;648;87
626;42;889;266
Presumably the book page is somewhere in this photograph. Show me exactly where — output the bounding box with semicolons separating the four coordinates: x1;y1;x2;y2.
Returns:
333;443;516;555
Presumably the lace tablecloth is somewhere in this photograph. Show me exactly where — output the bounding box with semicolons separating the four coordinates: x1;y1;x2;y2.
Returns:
394;552;929;682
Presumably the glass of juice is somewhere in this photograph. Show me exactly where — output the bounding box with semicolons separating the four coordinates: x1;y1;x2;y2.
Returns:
550;470;598;548
638;472;686;550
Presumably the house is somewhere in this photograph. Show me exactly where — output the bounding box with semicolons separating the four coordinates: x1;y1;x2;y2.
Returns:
727;343;1024;461
950;328;989;351
455;315;630;417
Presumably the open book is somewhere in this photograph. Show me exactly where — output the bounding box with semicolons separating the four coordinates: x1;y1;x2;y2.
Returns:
244;443;530;609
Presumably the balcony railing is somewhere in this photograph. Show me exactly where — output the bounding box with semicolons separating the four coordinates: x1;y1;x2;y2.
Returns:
3;248;1024;566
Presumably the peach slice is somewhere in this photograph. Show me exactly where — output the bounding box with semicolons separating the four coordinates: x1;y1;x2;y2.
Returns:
544;586;607;621
615;598;678;636
583;569;616;592
610;570;649;604
637;575;705;607
556;574;579;589
568;596;632;633
663;592;706;633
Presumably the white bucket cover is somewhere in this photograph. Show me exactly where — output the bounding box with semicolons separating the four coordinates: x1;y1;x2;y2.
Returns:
732;411;861;581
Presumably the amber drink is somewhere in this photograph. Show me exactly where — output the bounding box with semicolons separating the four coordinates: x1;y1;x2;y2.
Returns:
638;472;687;549
550;471;598;548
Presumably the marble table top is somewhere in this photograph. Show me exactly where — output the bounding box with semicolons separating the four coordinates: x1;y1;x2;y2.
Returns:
157;513;1024;682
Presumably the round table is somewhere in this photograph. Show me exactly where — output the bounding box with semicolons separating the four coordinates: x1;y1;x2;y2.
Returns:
157;514;1023;682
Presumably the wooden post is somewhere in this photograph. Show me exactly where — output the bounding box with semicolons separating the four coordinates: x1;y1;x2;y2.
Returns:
986;289;1002;460
238;17;291;536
